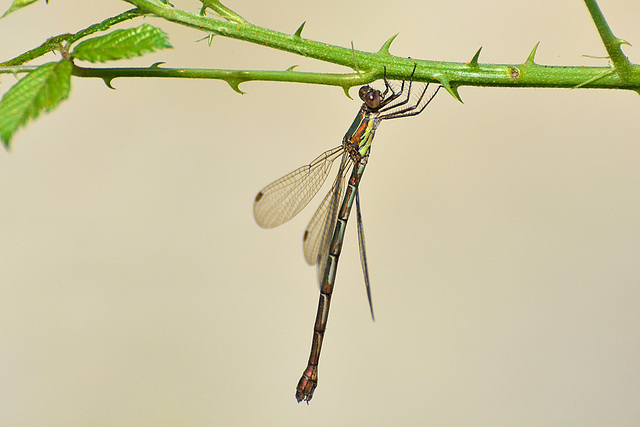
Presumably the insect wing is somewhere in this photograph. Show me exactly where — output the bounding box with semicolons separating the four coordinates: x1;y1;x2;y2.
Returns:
301;152;350;266
253;146;343;229
356;188;374;320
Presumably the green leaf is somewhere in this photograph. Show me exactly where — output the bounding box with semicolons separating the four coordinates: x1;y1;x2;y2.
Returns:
71;24;172;63
2;0;43;18
0;60;72;148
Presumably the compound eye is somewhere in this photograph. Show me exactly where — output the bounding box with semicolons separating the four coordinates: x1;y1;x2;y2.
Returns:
364;89;381;109
358;86;370;101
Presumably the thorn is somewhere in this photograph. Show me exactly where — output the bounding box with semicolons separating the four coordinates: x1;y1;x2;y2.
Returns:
294;21;306;38
525;42;540;65
103;77;115;90
194;34;215;45
285;65;298;72
378;34;399;55
342;86;353;100
227;80;246;94
439;78;462;103
616;38;632;47
468;47;482;67
150;62;165;68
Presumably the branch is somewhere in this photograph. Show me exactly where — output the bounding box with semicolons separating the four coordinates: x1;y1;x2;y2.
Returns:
71;64;370;95
0;8;144;67
116;0;640;101
1;0;639;146
583;0;634;82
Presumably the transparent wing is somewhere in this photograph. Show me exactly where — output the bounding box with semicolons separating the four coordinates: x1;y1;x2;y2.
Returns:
253;146;343;229
302;152;351;266
356;189;374;321
315;161;351;288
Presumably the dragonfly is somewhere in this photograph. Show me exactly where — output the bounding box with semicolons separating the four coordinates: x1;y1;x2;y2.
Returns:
253;65;441;403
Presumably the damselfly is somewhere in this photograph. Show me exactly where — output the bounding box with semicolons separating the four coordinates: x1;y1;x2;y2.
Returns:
253;65;441;402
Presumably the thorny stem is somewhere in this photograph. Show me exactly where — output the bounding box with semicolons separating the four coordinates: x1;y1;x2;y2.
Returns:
0;8;143;67
1;0;639;101
121;0;640;99
583;0;634;82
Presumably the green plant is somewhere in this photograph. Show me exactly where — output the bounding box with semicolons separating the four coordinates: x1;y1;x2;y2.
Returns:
0;0;638;147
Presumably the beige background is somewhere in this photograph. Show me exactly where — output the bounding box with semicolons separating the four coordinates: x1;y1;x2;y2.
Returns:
2;0;640;425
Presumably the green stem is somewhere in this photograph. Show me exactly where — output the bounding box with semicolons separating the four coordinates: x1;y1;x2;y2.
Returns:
3;1;639;101
0;9;144;67
71;64;370;94
117;0;640;100
200;0;246;24
67;62;638;94
583;0;634;82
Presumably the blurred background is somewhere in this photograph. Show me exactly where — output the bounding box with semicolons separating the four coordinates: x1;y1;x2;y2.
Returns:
1;0;639;425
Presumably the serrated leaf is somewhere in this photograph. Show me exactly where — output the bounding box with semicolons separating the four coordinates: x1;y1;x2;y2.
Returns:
0;60;72;147
2;0;42;18
71;24;172;63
